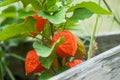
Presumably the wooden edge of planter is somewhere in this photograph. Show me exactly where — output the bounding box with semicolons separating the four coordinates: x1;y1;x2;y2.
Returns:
49;45;120;80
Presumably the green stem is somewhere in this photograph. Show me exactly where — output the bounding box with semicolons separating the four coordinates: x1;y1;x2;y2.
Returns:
3;62;15;80
9;53;25;61
42;32;45;45
51;66;57;75
0;51;3;80
50;22;54;37
87;15;99;59
103;0;120;25
0;62;3;80
41;18;46;44
87;0;101;60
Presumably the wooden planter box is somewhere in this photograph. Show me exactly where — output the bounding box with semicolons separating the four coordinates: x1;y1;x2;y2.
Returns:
49;45;120;80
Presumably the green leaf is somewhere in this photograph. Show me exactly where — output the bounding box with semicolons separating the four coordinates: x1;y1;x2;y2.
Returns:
21;0;42;9
18;11;36;18
0;0;41;9
38;7;67;24
0;0;19;7
50;36;64;53
56;66;68;74
2;6;16;13
0;17;36;41
40;54;57;69
45;0;57;9
21;0;43;9
0;6;17;18
70;8;93;22
1;18;24;26
67;1;111;15
47;5;59;13
42;23;51;38
33;41;51;57
44;0;60;13
39;71;53;80
33;37;64;57
63;19;77;29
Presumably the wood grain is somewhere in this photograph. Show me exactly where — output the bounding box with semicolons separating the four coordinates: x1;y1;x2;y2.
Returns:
49;45;120;80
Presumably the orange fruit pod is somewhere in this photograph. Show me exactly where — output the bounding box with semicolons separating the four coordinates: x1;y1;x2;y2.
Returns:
25;50;45;75
51;30;77;57
33;14;47;32
66;59;83;68
25;10;47;36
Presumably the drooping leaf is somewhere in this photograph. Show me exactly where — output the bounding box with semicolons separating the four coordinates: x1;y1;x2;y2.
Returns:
33;37;64;57
75;37;86;60
0;17;36;41
38;7;67;24
39;71;53;80
67;1;111;15
70;8;93;22
39;54;57;69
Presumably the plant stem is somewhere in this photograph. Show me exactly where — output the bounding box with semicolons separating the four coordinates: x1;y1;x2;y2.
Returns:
50;22;54;37
9;53;25;61
3;62;15;80
87;15;99;59
0;51;3;80
87;0;101;60
0;63;3;80
103;0;120;25
51;66;57;75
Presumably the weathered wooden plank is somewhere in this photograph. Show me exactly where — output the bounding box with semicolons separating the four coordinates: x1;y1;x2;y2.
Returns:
49;45;120;80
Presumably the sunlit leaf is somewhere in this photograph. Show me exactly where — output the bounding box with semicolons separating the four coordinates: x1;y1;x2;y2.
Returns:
33;41;51;57
38;7;67;24
67;1;111;15
33;37;64;57
70;8;93;22
0;6;17;18
0;17;36;41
